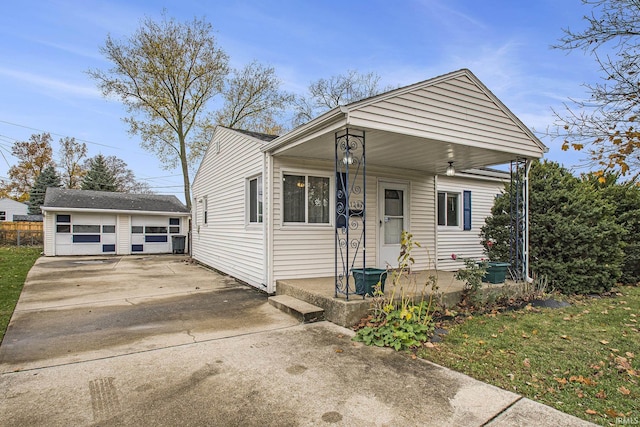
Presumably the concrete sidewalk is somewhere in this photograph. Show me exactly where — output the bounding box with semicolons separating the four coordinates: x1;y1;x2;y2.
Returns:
0;256;595;426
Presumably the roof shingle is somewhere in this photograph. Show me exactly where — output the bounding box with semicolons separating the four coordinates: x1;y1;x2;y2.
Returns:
43;188;189;213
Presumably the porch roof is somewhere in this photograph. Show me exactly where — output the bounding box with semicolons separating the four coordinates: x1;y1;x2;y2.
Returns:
262;69;547;174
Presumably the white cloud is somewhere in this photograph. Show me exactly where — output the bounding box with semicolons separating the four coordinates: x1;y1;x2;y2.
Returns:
0;67;101;99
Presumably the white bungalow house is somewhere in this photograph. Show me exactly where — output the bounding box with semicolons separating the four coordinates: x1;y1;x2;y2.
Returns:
191;69;546;296
0;198;28;222
42;188;190;256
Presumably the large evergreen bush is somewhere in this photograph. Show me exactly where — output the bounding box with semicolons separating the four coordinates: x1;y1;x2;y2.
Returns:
481;161;625;294
585;174;640;285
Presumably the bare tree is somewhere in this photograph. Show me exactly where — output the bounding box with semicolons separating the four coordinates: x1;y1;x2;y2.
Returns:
292;70;392;127
214;61;293;136
553;0;640;181
88;13;229;210
58;137;87;189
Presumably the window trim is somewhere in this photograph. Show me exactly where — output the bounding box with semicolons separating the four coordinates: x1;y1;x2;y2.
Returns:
247;174;263;224
281;170;333;227
437;190;462;229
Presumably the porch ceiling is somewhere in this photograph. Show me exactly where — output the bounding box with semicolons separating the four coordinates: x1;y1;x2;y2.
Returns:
273;127;530;175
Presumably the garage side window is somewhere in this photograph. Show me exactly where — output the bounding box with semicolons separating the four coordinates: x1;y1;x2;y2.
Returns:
56;214;71;233
0;211;5;221
169;218;180;233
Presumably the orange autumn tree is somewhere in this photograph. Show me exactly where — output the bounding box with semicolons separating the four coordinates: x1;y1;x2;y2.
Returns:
3;133;54;201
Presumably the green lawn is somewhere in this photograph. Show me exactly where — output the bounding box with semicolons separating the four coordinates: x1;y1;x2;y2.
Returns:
421;286;639;426
0;246;41;342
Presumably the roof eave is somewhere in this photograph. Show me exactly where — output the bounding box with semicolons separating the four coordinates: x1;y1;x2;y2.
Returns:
261;106;348;154
41;206;191;216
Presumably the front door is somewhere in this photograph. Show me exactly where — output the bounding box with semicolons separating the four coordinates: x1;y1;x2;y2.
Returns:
378;182;408;268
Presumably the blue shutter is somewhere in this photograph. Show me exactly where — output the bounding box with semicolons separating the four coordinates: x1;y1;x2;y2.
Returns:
463;190;472;231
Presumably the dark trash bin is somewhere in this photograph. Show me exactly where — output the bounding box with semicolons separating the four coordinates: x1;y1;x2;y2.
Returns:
171;235;186;254
352;268;388;296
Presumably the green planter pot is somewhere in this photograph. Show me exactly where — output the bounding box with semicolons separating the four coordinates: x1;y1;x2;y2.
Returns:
482;262;510;284
352;268;388;296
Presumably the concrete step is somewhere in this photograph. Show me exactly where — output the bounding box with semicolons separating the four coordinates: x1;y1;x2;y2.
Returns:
268;295;325;323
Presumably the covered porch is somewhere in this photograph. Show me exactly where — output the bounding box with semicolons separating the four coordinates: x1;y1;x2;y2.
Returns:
262;69;546;298
274;270;521;327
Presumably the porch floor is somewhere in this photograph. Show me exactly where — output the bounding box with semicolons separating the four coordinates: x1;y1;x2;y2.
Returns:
276;270;521;327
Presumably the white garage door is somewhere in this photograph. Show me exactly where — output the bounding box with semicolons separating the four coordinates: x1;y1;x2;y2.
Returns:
54;213;117;256
130;216;183;254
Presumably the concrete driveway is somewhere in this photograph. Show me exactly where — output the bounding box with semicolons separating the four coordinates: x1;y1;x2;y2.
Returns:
0;255;595;426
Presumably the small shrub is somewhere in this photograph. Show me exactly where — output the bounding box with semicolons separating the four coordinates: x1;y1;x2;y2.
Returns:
354;232;436;351
454;258;488;307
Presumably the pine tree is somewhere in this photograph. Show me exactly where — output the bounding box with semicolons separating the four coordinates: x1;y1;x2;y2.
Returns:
28;165;61;215
81;154;117;192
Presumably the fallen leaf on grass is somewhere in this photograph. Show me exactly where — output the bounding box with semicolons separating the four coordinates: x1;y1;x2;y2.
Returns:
606;409;623;418
585;409;598;415
569;375;597;386
599;340;610;345
523;358;531;368
335;348;343;353
618;386;631;395
595;390;606;399
424;342;436;348
615;356;632;371
561;335;571;341
491;334;498;338
626;352;635;358
554;377;567;385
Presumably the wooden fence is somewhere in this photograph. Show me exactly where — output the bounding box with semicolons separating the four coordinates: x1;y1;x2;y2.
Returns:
0;221;43;246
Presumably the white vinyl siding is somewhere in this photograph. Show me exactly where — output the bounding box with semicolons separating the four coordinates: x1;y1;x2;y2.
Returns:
117;215;130;255
348;74;540;158
43;211;55;256
191;127;265;288
271;157;437;282
437;175;505;270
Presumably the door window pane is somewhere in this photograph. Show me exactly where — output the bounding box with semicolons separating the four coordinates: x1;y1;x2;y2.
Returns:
385;218;403;244
385;190;403;216
308;176;329;223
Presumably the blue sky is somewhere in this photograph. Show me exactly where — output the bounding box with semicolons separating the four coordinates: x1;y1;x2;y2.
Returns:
0;0;600;201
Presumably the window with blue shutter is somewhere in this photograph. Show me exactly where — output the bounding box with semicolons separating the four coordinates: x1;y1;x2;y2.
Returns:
463;190;472;231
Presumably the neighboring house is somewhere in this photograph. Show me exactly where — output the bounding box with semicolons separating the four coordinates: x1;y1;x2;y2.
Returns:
13;214;43;222
41;188;190;256
191;69;546;294
0;198;28;222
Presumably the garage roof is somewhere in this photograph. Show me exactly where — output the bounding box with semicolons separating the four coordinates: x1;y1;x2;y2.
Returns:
43;188;189;214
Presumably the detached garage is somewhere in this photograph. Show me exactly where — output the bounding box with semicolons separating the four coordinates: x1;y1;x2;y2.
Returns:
41;188;190;256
